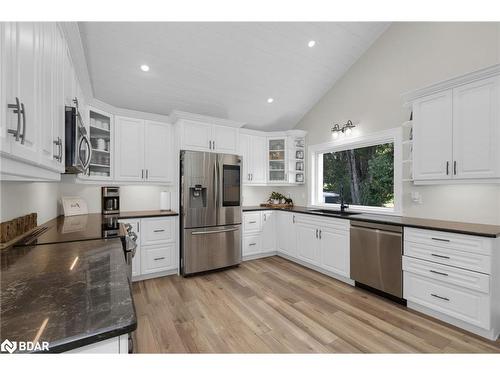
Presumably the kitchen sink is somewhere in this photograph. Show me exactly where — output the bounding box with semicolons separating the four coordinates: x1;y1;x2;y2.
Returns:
307;209;360;216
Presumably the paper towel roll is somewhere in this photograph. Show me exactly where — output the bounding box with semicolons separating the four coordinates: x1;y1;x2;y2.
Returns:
160;191;171;211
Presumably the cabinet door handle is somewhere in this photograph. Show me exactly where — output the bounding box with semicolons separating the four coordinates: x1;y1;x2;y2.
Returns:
249;243;256;246
453;161;457;175
153;229;165;232
53;137;62;161
430;293;450;302
20;102;26;145
263;214;266;221
292;215;295;224
248;221;256;224
7;97;21;141
154;257;165;261
209;140;212;149
319;229;322;239
429;270;448;277
431;237;450;243
315;229;318;239
213;140;215;149
446;161;449;175
141;169;144;179
146;169;149;179
431;253;450;259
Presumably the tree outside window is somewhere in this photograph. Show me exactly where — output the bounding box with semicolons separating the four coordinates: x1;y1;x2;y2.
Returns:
322;142;394;208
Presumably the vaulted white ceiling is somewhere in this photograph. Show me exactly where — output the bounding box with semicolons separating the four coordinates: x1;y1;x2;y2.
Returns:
79;22;389;130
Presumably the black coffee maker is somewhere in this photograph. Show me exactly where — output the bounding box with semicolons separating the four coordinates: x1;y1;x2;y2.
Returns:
102;186;120;215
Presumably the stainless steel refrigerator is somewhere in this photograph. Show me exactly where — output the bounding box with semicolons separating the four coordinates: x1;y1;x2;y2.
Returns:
180;150;242;275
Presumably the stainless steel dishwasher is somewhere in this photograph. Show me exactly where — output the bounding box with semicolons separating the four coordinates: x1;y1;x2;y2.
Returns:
350;220;403;299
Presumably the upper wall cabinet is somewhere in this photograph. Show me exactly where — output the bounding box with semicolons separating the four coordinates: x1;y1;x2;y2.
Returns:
1;22;77;180
114;116;173;184
177;118;239;154
239;133;267;184
405;65;500;184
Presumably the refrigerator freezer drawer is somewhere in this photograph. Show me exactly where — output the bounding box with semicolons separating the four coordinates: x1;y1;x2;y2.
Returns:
182;225;241;275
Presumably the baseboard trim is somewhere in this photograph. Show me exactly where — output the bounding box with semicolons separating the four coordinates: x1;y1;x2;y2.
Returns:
132;268;178;282
407;301;499;341
242;251;278;261
276;252;355;286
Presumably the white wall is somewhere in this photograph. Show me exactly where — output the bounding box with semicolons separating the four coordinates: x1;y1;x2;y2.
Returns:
1;177;176;225
293;22;500;225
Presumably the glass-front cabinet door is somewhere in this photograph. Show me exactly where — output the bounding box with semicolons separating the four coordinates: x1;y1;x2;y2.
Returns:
268;137;287;183
85;107;114;179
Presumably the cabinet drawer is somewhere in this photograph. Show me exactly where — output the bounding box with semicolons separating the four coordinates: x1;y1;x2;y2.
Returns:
404;227;493;255
404;240;491;274
294;213;349;231
243;212;261;233
404;271;491;329
141;217;175;245
141;243;175;274
403;256;490;294
243;234;262;256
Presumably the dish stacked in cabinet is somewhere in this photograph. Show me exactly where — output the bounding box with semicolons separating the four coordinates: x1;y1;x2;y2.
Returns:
403;227;500;340
119;216;178;281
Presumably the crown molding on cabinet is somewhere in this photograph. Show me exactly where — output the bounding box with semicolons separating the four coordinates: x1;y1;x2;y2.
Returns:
402;63;500;106
170;110;246;128
58;22;94;100
90;99;171;124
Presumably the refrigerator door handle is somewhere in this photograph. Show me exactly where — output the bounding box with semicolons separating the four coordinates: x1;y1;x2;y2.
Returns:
191;227;239;235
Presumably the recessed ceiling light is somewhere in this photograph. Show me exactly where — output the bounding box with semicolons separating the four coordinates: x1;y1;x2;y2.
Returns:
267;98;274;104
308;40;316;48
140;64;150;72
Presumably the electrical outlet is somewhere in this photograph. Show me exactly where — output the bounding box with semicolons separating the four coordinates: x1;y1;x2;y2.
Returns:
411;191;422;204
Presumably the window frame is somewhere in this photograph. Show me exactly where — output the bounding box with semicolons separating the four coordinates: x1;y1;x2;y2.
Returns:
308;128;402;215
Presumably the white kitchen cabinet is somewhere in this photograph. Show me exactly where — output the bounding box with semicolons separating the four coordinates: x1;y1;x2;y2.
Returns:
412;90;453;181
319;226;350;278
115;116;173;183
115;116;145;181
212;124;238;154
144;121;173;182
452;77;500;179
296;222;320;265
141;243;176;275
3;22;40;165
239;133;267;184
66;334;129;354
178;119;239;154
407;65;500;184
243;234;262;257
261;211;275;253
403;227;500;340
268;137;288;183
277;212;296;257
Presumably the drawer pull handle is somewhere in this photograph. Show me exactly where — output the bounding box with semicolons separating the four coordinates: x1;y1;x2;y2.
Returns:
431;237;450;242
248;221;257;224
249;243;256;246
430;293;450;302
154;257;165;261
430;270;448;277
153;229;165;233
431;253;450;259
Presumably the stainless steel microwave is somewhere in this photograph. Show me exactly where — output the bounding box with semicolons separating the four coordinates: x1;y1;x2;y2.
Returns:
64;101;91;174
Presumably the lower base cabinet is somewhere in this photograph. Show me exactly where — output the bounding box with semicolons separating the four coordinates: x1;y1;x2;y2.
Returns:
119;216;178;281
65;334;129;354
403;227;500;340
244;211;350;281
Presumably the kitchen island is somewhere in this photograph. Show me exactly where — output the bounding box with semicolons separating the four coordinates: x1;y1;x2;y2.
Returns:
0;238;136;353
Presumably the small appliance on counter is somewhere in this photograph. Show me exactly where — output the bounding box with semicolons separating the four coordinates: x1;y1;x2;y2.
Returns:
102;186;120;215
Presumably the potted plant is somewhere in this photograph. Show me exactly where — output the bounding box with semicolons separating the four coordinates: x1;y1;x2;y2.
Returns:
268;191;283;205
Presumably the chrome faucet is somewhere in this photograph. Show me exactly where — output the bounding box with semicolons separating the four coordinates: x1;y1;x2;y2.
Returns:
339;185;349;213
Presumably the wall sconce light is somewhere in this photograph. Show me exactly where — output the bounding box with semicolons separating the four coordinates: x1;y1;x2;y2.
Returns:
331;120;356;138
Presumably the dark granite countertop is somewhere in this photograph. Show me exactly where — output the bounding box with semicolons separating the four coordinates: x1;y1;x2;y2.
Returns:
19;210;178;246
0;238;137;353
242;206;500;238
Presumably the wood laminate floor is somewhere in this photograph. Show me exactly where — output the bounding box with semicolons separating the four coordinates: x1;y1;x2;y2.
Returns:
132;256;500;353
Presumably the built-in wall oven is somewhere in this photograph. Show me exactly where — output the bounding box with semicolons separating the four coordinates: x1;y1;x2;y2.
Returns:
180;150;242;275
65;98;92;174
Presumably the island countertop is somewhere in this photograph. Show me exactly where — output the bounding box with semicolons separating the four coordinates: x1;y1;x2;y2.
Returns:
0;238;137;353
242;206;500;238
